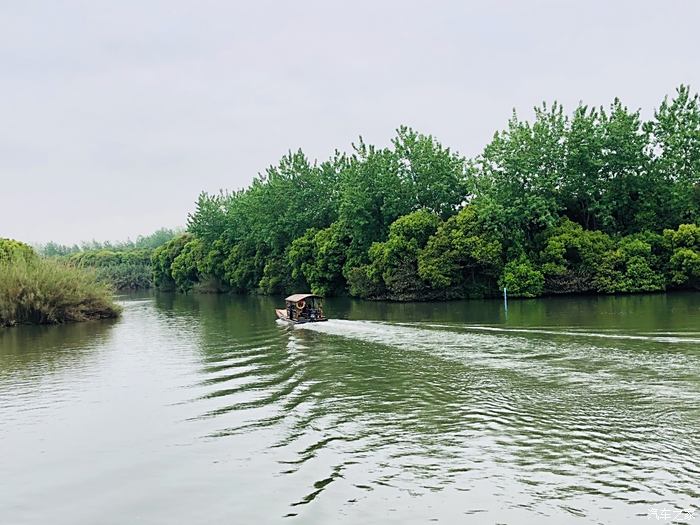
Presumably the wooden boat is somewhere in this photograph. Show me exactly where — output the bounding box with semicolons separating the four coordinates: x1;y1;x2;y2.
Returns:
275;293;328;324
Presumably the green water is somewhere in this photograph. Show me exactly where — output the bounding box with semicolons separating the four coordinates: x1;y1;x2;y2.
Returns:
1;293;699;524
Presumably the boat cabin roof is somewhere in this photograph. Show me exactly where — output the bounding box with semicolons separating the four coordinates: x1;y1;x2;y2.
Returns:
285;293;321;303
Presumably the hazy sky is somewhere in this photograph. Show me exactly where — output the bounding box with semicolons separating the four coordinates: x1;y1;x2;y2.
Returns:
2;1;699;245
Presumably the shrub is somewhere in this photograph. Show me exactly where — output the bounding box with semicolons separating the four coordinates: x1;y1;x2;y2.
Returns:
593;238;665;293
668;248;700;288
67;248;155;290
663;224;700;288
346;265;386;299
664;223;700;249
94;263;153;290
539;219;613;293
499;257;545;297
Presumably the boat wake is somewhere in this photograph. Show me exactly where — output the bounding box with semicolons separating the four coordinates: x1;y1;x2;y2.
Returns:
296;319;700;399
300;319;700;344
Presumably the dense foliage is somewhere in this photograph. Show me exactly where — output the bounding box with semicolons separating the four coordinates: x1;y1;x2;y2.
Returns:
154;88;700;299
0;240;121;326
0;238;37;264
69;249;154;290
48;229;179;290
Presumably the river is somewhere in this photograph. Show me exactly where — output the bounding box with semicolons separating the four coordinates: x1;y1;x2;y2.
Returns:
1;292;699;524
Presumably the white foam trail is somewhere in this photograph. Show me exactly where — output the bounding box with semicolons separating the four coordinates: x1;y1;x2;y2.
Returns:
296;319;700;401
300;319;700;345
417;323;700;344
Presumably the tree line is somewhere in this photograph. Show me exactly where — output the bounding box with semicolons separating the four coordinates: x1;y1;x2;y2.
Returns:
153;87;700;299
40;229;179;290
39;228;179;257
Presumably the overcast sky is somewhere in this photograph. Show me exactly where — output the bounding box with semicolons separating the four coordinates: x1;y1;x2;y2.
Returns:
2;0;699;245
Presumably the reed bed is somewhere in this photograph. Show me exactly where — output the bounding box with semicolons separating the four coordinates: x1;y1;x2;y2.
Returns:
0;258;121;326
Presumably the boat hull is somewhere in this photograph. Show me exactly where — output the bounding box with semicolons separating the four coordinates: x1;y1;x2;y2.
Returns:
275;309;328;324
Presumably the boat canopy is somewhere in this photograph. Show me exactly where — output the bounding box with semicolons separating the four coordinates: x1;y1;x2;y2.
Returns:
285;293;321;303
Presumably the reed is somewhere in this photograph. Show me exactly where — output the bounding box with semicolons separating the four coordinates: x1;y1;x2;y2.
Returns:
0;257;121;326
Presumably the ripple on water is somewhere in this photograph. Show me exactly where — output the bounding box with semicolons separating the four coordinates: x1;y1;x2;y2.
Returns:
248;319;700;520
6;295;697;524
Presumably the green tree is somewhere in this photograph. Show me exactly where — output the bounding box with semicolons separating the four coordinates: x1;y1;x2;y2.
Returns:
223;240;266;293
476;103;566;250
171;238;205;292
499;256;544;298
0;239;37;263
646;85;700;227
539;219;613;293
596;101;650;234
338;128;467;273
305;223;350;296
152;234;192;290
664;223;700;288
593;237;665;293
259;256;296;296
391;126;469;218
351;210;441;299
147;86;700;302
418;205;503;297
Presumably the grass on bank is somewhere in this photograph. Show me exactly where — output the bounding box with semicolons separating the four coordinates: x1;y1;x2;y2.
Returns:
0;257;121;327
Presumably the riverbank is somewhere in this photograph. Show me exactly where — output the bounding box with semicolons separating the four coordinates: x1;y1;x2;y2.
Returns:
0;256;121;327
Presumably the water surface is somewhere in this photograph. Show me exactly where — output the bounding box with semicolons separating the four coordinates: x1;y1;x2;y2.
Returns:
1;293;699;524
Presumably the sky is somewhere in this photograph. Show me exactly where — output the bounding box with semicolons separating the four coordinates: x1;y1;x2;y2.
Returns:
1;0;699;245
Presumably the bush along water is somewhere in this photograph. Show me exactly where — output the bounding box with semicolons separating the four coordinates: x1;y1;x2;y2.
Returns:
151;87;700;300
0;239;121;326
